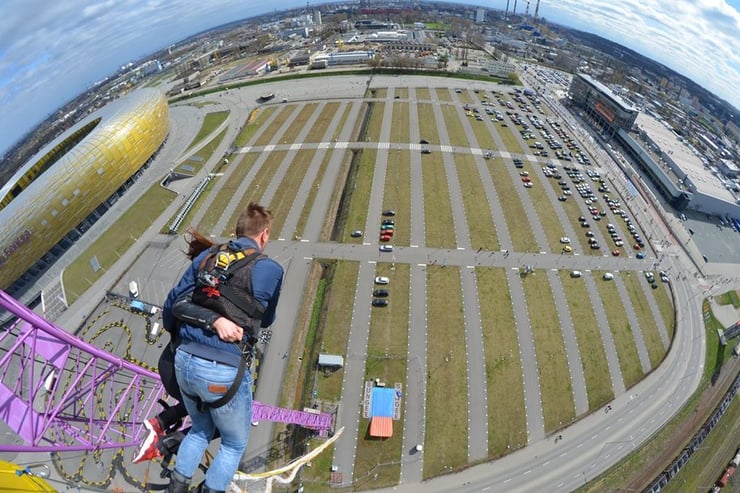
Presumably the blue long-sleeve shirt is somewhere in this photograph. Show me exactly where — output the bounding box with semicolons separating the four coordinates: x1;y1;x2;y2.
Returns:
163;237;283;365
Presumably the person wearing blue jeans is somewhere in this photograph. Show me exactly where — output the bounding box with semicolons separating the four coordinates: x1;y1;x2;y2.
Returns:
165;203;283;493
173;349;253;490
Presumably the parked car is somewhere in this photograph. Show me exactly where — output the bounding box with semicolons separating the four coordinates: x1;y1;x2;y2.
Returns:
602;272;614;280
374;276;390;285
379;245;393;252
371;299;388;307
559;237;571;244
379;235;392;242
382;210;396;217
373;289;389;297
350;230;363;238
570;271;582;278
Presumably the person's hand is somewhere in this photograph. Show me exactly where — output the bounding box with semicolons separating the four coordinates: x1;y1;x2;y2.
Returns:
212;317;243;343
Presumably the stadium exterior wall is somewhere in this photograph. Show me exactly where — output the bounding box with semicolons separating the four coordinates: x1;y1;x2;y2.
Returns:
0;88;169;290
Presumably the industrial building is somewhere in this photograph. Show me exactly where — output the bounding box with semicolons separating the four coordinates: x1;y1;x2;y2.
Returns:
568;73;740;217
310;50;374;69
0;88;169;293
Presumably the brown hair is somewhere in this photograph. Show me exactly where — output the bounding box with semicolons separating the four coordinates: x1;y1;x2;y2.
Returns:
235;202;273;238
184;228;214;260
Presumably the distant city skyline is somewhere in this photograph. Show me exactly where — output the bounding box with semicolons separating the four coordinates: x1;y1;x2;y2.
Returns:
1;0;738;157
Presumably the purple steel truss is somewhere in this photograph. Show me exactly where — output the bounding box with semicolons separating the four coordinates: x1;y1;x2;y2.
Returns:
0;290;332;453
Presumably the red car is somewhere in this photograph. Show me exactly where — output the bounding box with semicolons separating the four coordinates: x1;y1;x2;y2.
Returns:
611;250;621;256
380;235;392;242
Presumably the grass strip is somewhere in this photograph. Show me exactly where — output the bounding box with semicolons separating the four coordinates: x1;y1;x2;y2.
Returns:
63;185;176;302
196;153;257;233
221;150;285;236
421;156;456;249
383;150;411;246
253;106;290;147
353;262;409;488
564;271;615;410
185;110;229;151
440;104;469;148
234;107;273;147
623;274;667;369
524;270;576;431
423;266;468;478
390;102;410;145
416;103;439;149
305;102;340;143
477;267;528;455
364;102;385;143
595;273;644;388
279;103;319;144
294;156;330;240
484;158;539;252
455;154;498;250
269;148;316;237
653;281;676;341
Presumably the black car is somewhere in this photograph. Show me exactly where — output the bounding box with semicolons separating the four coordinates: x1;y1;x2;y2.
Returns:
382;210;396;217
373;289;389;297
382;219;395;226
371;299;388;307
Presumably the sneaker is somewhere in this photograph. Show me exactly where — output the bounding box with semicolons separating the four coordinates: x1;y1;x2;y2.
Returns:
132;417;164;463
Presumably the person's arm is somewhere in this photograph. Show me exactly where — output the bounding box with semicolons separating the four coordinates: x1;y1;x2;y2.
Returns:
252;259;284;328
162;256;201;332
172;294;244;343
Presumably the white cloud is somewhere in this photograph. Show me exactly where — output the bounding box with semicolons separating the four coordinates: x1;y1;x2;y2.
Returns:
541;0;739;109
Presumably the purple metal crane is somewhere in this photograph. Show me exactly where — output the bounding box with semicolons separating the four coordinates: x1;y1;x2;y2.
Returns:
0;290;332;454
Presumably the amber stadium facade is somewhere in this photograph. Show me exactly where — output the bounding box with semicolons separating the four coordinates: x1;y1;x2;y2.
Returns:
0;88;169;292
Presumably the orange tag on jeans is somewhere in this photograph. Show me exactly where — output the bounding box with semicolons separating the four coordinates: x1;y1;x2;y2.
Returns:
208;384;228;394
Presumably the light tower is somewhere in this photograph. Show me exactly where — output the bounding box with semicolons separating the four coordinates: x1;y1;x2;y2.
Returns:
533;0;541;23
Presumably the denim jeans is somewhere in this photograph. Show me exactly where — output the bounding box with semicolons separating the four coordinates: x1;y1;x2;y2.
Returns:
173;347;252;491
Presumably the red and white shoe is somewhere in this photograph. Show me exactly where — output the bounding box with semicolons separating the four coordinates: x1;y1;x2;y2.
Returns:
132;417;164;463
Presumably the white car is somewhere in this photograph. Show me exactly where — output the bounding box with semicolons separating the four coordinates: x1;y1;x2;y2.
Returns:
375;276;390;285
379;245;393;252
560;237;571;244
602;272;614;280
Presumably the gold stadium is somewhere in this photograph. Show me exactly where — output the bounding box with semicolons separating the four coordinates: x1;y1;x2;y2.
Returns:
0;88;168;291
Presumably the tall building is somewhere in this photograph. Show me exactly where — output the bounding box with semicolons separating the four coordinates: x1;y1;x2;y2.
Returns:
476;7;486;23
0;88;169;292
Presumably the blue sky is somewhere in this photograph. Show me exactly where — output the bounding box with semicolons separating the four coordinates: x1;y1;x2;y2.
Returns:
1;0;738;156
